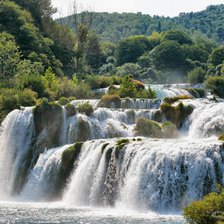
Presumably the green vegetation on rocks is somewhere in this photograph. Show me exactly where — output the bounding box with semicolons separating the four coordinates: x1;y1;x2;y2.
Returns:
219;133;224;141
162;122;178;139
206;76;224;98
160;102;194;128
33;99;62;147
163;95;192;104
115;138;130;158
184;188;224;224
186;88;205;98
61;142;83;172
98;94;121;108
65;103;77;117
77;102;94;116
135;117;163;138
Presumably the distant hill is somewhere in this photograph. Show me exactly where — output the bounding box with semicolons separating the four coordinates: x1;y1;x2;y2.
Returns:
59;4;224;43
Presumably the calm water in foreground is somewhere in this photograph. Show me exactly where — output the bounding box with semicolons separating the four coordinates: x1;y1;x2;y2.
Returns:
0;201;185;224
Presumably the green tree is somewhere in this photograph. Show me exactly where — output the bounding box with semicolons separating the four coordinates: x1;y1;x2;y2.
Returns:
116;63;141;78
119;75;136;98
0;32;21;81
116;35;153;65
209;46;224;66
187;67;206;84
205;76;224;98
161;30;193;45
150;40;185;70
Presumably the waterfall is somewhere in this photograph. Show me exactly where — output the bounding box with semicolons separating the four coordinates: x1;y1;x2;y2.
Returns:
60;106;67;145
188;102;224;138
63;138;223;211
20;145;69;201
0;108;34;200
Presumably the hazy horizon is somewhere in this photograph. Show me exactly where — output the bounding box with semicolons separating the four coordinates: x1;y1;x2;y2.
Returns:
52;0;224;18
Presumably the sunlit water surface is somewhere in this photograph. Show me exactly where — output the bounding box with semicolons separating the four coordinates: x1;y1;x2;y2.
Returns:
0;201;185;224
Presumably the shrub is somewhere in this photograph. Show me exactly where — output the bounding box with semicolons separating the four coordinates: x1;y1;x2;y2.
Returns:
98;94;121;108
134;117;163;138
184;190;224;224
205;76;224;98
77;102;94;116
86;75;112;89
58;97;70;105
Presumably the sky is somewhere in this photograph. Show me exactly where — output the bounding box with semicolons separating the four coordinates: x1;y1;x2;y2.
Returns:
52;0;224;18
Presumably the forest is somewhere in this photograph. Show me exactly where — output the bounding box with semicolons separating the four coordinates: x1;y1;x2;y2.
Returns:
0;0;224;121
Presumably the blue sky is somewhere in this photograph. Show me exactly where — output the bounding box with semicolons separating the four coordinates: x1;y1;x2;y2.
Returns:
52;0;224;18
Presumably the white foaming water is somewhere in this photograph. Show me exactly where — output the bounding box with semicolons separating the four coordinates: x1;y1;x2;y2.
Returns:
63;138;223;211
60;106;67;145
0;108;34;200
20;145;69;201
188;101;224;138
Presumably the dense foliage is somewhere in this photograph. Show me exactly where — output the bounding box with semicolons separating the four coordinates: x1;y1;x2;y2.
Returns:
184;188;224;224
1;0;224;123
61;5;224;43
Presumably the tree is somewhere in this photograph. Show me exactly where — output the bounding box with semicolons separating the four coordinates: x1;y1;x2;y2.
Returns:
116;63;141;78
119;75;136;98
161;30;193;45
150;40;185;70
85;32;102;71
205;76;224;98
209;46;224;66
116;35;153;66
187;67;206;84
0;32;21;80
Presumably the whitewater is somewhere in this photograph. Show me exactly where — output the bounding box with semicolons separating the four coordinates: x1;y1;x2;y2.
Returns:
0;84;223;223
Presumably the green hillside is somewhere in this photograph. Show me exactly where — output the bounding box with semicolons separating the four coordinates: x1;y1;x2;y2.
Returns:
60;4;224;43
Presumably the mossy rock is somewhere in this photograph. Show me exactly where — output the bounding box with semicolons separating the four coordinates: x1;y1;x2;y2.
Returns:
76;116;91;142
133;79;145;90
115;138;130;158
162;122;178;139
98;94;121;108
163;95;192;104
160;102;194;128
153;109;163;122
61;142;83;172
65;103;77;116
219;133;224;141
122;97;133;109
186;88;205;98
77;102;94;116
33;100;62;148
134;117;163;138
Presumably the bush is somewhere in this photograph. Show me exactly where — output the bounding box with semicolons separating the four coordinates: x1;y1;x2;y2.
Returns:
134;117;163;138
205;76;224;98
184;190;224;224
86;75;113;89
98;94;121;108
58;97;70;105
77;102;94;116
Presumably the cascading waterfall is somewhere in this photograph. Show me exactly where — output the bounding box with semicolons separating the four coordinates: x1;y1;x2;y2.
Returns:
188;101;224;138
0;108;34;200
20;145;69;201
0;92;223;214
63;138;223;211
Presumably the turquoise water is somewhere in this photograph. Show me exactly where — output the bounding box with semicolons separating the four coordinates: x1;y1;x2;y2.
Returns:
0;202;185;224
